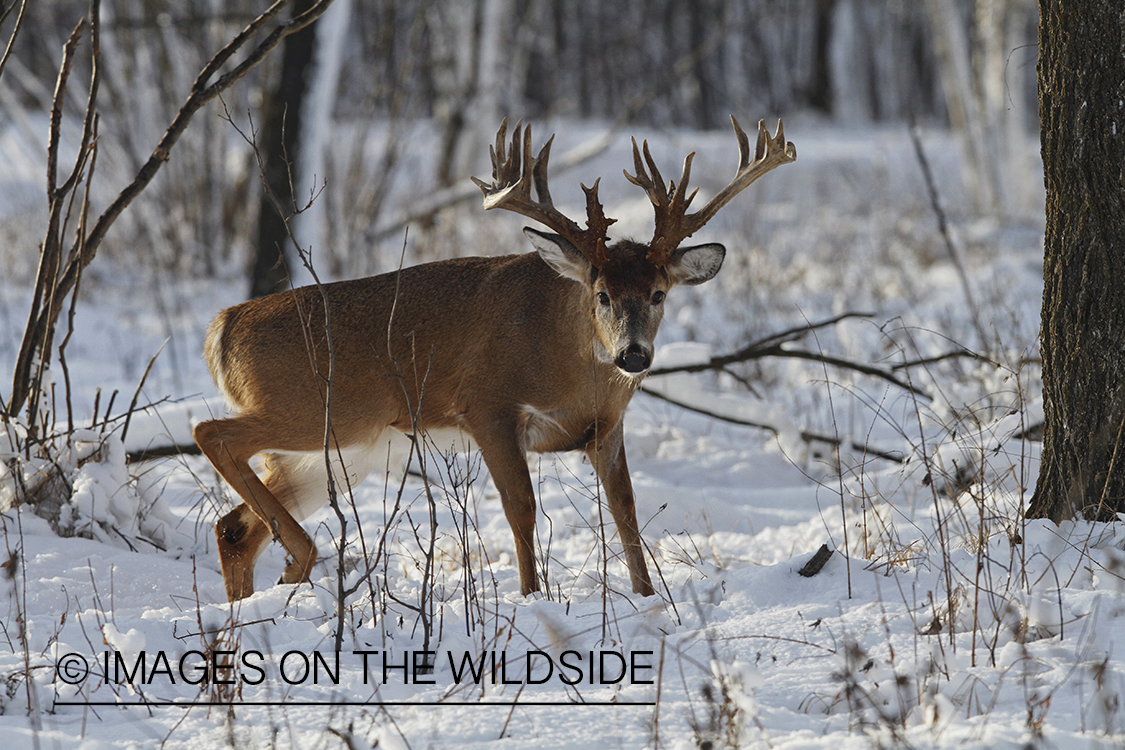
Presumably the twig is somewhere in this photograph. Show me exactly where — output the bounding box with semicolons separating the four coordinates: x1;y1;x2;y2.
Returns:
891;348;996;371
0;0;29;82
172;616;277;641
119;339;167;447
908;122;990;349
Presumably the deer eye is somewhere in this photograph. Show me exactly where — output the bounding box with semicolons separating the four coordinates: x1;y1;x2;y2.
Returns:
651;290;666;305
596;291;611;307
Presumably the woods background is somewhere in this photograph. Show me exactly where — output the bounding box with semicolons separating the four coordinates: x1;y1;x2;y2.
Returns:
0;0;1041;288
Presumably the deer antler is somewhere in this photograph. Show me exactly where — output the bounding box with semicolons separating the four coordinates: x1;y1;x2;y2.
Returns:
473;118;616;268
625;116;797;266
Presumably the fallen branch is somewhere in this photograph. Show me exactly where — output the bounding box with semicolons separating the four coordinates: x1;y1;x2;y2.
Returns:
891;348;996;371
736;311;875;354
125;442;202;465
797;544;834;577
760;347;928;398
648;311;870;378
638;385;905;463
647;311;929;399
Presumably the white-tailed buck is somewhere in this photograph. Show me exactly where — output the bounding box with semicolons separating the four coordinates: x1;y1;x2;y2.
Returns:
195;117;796;602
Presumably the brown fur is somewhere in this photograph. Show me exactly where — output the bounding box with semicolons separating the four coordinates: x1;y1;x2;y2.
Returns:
195;250;658;601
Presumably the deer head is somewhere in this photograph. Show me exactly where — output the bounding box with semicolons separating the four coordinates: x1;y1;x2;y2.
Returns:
473;117;797;375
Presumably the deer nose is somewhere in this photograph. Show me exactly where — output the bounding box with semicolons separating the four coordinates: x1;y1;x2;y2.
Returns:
615;344;651;374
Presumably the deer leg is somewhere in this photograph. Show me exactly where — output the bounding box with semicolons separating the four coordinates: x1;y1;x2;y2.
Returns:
215;503;271;601
475;430;541;596
194;418;319;601
587;421;655;596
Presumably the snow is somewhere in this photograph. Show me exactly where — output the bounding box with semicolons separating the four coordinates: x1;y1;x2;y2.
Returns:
4;118;1121;749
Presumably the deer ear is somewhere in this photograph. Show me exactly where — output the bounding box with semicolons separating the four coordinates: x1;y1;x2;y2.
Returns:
667;243;725;286
525;227;590;282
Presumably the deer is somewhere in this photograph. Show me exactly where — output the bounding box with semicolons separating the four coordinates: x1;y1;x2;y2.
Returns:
193;116;796;602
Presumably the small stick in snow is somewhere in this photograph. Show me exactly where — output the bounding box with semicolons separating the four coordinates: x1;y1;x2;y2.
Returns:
797;544;834;577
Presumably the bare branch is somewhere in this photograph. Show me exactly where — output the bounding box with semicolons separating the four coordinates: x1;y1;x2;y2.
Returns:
645;311;929;398
12;15;90;432
6;0;337;419
758;347;930;398
734;311;876;355
648;312;873;378
639;385;905;463
0;0;28;82
890;348;996;371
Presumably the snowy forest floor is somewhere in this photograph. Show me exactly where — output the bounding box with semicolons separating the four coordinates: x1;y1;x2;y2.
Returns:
3;120;1120;749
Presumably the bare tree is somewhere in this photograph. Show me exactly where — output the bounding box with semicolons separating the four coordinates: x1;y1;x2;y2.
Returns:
5;0;337;429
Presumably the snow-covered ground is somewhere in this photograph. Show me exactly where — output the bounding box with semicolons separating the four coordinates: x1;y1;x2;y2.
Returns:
5;119;1118;750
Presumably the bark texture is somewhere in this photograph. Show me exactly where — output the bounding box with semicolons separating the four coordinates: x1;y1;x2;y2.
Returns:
1028;2;1125;521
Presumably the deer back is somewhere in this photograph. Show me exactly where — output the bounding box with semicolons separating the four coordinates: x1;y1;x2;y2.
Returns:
203;252;637;452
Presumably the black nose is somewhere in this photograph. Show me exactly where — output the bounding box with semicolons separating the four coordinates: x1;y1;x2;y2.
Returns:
615;345;651;373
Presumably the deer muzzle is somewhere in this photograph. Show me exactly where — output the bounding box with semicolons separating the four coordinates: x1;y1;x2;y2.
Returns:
615;343;652;374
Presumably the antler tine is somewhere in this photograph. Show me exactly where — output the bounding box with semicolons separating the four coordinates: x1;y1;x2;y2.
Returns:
495;117;512;183
488;119;503;182
581;178;616;266
689;117;795;229
627;115;796;266
625;138;645;186
624;138;668;208
733;114;753;167
642;140;668;206
473;120;616;267
530;129;554;206
670;151;699;212
515;119;529;187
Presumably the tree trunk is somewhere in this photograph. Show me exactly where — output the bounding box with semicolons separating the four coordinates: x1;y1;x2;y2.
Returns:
808;0;835;115
1027;1;1125;522
924;0;999;214
427;0;480;189
249;0;318;299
